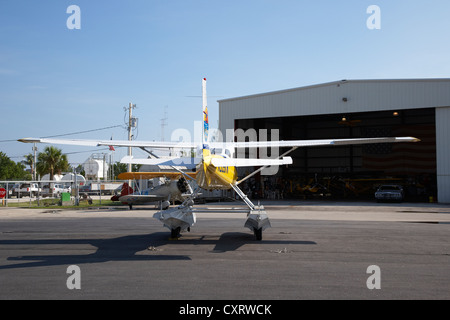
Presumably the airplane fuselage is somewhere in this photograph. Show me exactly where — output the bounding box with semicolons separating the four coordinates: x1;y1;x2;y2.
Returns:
118;180;184;205
196;147;238;190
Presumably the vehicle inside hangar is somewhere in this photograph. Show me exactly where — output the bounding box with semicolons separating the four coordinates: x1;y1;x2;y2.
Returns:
234;108;436;202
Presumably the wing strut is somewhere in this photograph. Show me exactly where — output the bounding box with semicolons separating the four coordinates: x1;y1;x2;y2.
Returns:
230;183;255;210
138;147;196;185
236;147;298;185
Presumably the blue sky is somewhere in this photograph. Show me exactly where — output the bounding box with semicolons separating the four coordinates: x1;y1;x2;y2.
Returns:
1;0;450;166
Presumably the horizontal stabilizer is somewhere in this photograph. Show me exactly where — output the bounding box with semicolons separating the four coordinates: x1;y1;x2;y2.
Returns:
211;156;293;167
120;156;200;169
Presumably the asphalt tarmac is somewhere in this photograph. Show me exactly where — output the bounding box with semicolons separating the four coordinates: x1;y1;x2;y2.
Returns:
0;200;449;300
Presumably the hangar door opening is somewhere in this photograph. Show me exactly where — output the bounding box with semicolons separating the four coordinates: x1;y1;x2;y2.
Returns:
235;108;436;202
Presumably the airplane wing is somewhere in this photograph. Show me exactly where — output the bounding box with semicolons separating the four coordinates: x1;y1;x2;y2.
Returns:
19;136;419;149
18;137;198;149
118;172;197;180
213;136;420;149
118;194;167;203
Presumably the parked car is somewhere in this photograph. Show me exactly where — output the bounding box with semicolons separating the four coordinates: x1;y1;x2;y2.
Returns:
375;185;404;202
12;183;41;198
8;184;19;196
42;184;71;197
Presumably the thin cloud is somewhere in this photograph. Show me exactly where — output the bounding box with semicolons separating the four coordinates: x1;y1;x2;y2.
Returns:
0;68;19;76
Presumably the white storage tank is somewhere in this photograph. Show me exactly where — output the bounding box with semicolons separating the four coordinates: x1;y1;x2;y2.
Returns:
41;174;63;182
62;173;86;186
83;159;109;179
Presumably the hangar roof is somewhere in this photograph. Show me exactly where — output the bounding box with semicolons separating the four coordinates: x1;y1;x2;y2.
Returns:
218;78;450;130
218;78;450;103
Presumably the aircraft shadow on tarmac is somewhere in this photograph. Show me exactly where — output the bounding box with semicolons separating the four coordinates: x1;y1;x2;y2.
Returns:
205;232;316;253
0;232;316;270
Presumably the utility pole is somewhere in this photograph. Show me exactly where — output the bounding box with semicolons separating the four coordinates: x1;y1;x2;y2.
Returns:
32;143;37;181
125;102;137;173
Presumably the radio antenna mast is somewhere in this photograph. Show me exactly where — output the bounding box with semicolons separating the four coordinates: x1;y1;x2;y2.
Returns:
161;105;168;141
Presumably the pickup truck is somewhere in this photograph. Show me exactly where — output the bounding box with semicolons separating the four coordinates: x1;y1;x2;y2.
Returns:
12;183;41;198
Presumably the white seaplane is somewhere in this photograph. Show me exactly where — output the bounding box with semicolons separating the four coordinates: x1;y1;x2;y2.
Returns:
19;78;419;240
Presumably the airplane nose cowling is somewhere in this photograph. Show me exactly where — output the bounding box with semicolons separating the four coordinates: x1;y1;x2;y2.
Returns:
176;178;189;193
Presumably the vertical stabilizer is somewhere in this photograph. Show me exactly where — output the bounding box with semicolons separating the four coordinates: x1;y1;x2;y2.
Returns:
202;78;209;145
202;78;210;158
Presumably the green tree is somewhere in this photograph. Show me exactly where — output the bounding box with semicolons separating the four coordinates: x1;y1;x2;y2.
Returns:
75;164;85;177
23;153;35;179
0;152;30;180
36;146;70;181
112;162;141;180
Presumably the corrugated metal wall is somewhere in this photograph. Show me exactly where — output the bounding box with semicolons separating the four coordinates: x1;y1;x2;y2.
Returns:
436;106;450;203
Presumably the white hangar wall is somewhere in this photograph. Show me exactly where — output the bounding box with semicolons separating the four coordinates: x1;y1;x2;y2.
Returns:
218;79;450;203
436;106;450;203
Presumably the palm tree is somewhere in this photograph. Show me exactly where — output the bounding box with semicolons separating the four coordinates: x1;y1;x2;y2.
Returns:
36;146;70;181
23;154;35;180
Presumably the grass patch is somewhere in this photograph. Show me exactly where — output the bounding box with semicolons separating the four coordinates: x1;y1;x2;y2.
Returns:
2;198;123;209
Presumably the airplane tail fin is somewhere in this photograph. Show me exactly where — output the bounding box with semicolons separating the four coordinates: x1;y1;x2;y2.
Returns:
202;77;210;158
121;182;134;196
111;182;133;201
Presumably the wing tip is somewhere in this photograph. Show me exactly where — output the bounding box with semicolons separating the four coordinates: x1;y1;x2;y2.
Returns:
18;138;41;143
399;136;421;143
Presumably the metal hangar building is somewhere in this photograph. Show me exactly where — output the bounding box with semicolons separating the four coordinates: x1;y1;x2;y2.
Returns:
218;79;450;203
